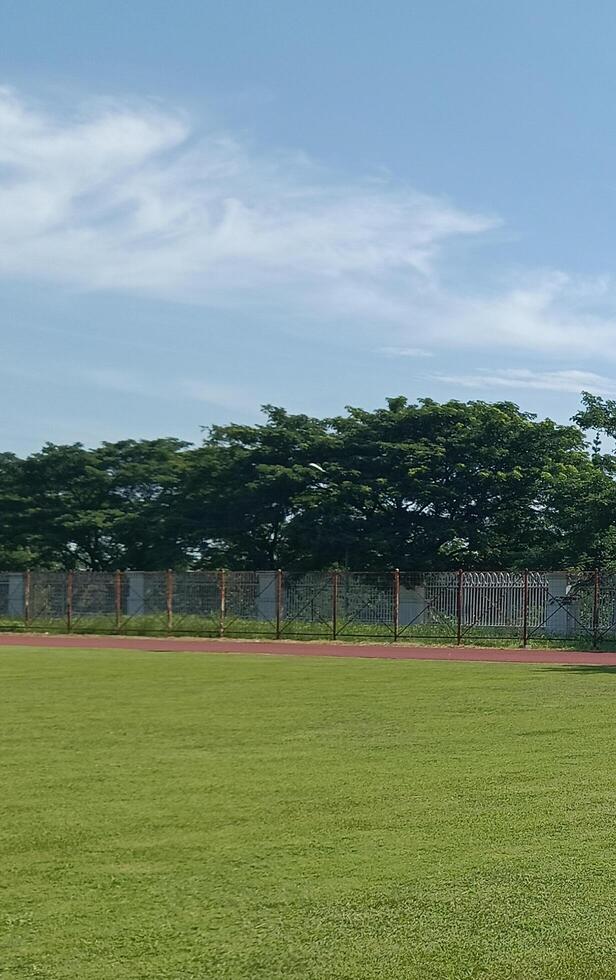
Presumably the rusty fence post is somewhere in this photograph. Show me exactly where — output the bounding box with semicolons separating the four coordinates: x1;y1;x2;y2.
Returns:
166;569;174;632
275;569;283;640
114;570;122;631
522;569;529;648
332;570;339;640
593;568;600;649
393;568;400;642
456;569;463;646
66;570;74;633
24;568;31;629
219;569;226;638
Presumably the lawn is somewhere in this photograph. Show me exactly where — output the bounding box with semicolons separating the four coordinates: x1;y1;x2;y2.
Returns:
2;650;616;979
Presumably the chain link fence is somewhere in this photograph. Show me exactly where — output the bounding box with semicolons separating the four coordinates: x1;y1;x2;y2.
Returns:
1;569;616;646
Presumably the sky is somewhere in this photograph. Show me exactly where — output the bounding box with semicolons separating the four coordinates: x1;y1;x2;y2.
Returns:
2;0;616;453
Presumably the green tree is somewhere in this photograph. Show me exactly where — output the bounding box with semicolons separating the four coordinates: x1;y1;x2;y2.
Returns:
95;438;191;569
0;453;35;568
17;439;191;569
182;396;610;570
3;394;615;571
310;396;601;569
181;407;332;566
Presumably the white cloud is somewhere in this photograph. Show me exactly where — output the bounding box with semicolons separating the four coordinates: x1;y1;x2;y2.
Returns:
178;379;257;410
80;367;150;395
80;367;255;410
377;346;434;358
427;274;616;356
433;368;616;397
0;86;494;303
0;358;256;412
3;85;616;362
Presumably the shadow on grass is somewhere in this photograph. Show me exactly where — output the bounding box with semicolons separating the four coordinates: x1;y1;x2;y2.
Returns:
537;664;616;674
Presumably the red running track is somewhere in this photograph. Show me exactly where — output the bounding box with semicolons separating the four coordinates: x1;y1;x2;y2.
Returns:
0;632;614;665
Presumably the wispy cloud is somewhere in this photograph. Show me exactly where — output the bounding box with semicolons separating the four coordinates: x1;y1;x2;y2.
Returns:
0;358;256;412
177;379;257;410
377;346;434;358
81;367;255;410
0;86;493;303
3;85;616;363
433;368;616;397
424;274;616;357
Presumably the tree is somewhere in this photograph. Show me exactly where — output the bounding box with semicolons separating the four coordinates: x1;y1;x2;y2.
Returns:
0;453;35;568
180;396;613;570
306;396;603;569
95;438;191;569
2;394;615;571
180;407;332;566
15;439;191;569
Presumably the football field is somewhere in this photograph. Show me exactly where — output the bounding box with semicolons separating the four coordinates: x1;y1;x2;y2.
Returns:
2;647;616;979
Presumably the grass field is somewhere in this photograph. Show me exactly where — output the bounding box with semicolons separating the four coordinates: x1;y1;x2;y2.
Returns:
2;650;616;979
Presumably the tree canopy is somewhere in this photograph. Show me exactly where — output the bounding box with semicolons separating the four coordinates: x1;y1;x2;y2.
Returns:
3;395;615;570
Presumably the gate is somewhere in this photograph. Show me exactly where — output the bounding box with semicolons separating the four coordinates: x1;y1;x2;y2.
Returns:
279;572;333;638
335;572;395;640
396;572;459;643
526;571;597;645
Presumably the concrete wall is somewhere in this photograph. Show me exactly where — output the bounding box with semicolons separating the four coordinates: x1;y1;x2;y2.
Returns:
256;571;277;622
399;584;426;626
7;573;24;618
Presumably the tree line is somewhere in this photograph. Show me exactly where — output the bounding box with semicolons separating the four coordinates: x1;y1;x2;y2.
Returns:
3;393;616;571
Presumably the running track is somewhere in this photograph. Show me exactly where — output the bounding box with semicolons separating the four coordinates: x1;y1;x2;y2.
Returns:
0;632;614;665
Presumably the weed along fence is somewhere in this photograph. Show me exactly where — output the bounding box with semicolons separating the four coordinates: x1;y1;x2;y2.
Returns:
1;569;616;646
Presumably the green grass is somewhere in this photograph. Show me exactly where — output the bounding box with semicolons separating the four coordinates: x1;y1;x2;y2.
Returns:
3;649;616;978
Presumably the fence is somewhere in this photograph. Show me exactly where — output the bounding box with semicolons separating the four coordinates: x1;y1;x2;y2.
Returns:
1;569;616;646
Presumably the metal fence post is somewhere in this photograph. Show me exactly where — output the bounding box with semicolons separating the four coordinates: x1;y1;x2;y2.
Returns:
219;569;226;638
114;570;122;631
66;570;73;632
275;569;282;639
24;568;31;629
522;568;529;648
166;569;174;631
456;569;463;645
332;570;339;640
393;568;400;642
593;568;600;649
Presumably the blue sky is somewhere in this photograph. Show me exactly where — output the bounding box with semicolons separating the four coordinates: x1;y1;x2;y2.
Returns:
3;0;616;453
